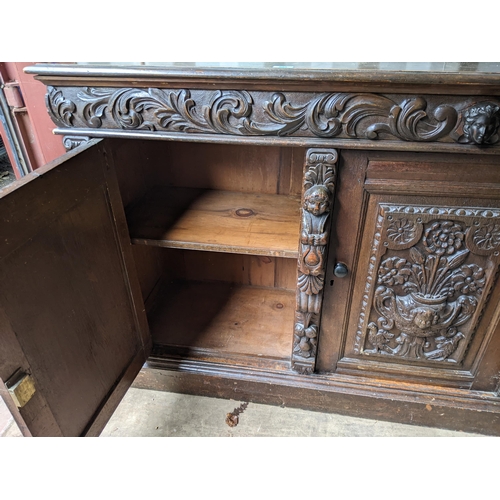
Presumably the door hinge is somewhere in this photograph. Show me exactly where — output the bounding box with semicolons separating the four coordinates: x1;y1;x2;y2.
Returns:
5;369;36;408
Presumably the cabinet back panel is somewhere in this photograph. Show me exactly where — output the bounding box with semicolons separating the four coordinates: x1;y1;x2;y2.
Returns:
141;141;304;195
162;249;297;291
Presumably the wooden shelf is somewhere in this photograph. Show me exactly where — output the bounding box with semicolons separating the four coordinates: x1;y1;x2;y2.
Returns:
127;187;301;258
148;280;294;364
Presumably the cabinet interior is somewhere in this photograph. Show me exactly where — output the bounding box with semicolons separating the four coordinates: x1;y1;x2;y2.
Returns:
114;139;305;369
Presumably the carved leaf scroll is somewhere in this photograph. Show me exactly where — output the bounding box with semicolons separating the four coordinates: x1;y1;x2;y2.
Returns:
46;86;500;146
46;88;76;127
292;149;338;375
363;97;458;142
355;205;500;365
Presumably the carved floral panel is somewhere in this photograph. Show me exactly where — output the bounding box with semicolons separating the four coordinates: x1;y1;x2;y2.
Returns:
354;204;500;365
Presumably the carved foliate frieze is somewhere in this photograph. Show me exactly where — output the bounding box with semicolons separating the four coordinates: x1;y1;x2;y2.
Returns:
292;149;337;374
355;205;500;365
45;86;500;146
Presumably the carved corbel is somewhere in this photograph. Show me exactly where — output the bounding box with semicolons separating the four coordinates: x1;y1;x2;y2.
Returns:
292;149;338;374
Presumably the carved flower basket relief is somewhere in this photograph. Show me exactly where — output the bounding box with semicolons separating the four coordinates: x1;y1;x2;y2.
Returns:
362;212;500;364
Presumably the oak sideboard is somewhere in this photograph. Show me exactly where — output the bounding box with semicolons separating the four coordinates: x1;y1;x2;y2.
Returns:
1;63;500;436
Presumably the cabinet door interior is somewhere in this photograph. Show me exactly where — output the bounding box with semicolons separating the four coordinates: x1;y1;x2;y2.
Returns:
0;139;150;436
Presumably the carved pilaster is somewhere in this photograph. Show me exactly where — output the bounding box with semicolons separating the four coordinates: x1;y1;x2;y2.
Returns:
292;149;338;374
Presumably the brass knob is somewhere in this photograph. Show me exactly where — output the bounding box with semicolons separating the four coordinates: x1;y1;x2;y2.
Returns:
334;263;348;278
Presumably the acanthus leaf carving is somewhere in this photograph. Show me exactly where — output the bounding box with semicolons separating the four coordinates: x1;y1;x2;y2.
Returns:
364;98;458;142
306;93;351;138
76;87;211;132
249;93;308;136
46;86;76;127
204;90;254;135
158;89;208;132
46;86;500;147
77;88;112;128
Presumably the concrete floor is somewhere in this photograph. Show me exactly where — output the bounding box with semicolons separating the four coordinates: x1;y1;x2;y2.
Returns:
0;396;23;437
0;386;486;437
100;388;482;437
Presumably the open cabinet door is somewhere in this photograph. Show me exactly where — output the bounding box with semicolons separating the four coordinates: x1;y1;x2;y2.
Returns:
0;139;151;436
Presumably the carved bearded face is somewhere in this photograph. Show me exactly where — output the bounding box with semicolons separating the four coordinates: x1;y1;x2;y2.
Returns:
303;185;330;216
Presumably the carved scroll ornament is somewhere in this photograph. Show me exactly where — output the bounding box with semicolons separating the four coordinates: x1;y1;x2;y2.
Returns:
355;206;500;365
292;149;337;374
46;86;500;146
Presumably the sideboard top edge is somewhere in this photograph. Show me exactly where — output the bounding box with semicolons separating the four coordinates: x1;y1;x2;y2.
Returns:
24;64;500;90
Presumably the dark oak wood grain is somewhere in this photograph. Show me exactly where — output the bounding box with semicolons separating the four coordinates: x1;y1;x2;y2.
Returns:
0;139;150;436
7;64;500;435
330;151;500;391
